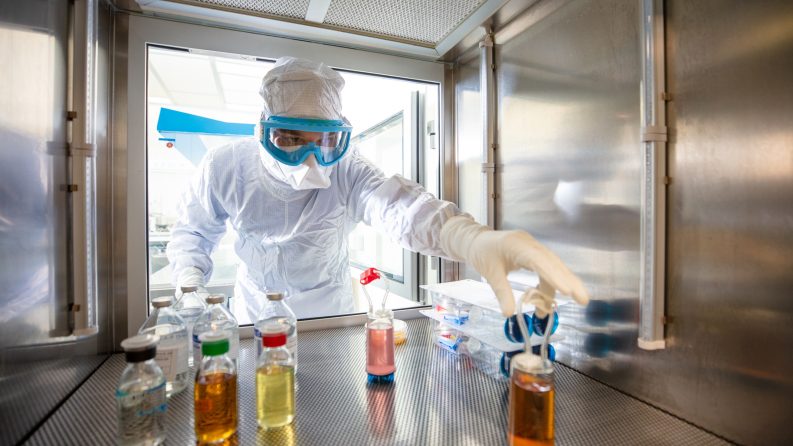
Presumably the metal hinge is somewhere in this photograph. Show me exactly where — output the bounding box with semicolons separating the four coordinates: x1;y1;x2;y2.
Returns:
61;184;79;192
66;110;78;121
661;92;672;101
641;125;668;142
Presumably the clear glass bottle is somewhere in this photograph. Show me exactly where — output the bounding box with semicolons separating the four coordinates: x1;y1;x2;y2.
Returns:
254;291;297;370
192;294;239;366
507;354;554;446
173;286;207;367
194;331;238;444
256;324;296;429
116;334;167;446
139;296;189;396
366;308;395;383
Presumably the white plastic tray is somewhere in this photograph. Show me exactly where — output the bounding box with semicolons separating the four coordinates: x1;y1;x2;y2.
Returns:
421;309;563;352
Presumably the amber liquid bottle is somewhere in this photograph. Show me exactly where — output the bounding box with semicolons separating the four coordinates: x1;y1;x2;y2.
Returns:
507;354;554;446
194;331;238;444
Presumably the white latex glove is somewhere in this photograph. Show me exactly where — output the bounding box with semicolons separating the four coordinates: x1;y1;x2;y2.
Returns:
174;266;210;303
440;215;589;317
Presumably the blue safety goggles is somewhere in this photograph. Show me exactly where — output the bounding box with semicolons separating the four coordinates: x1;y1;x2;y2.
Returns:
259;115;352;167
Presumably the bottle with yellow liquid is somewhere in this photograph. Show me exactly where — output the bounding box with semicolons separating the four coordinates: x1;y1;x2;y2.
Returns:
194;331;237;443
507;353;554;446
256;324;295;429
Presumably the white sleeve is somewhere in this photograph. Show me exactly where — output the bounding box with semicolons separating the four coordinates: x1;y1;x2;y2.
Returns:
166;148;230;284
344;152;465;257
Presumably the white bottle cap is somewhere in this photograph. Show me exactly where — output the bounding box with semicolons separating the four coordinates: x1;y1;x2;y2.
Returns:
121;333;160;351
206;294;226;305
151;296;173;308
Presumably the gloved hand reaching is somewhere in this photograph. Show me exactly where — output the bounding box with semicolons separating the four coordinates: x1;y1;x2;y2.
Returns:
175;266;211;304
440;216;589;317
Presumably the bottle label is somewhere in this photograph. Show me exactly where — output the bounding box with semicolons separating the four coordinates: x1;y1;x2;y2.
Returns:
287;335;297;359
193;334;203;367
254;328;263;357
230;336;239;360
155;342;187;381
116;381;167;416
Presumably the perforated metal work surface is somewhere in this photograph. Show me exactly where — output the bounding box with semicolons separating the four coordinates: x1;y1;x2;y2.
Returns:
27;319;730;445
0;355;107;445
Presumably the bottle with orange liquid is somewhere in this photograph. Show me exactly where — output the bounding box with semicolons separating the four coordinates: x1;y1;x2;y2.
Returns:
507;354;554;445
508;296;557;446
194;331;237;444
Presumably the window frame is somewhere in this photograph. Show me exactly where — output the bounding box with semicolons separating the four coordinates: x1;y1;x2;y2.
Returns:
123;14;445;337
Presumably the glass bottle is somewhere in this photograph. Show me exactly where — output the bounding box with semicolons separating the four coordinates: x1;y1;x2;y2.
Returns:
254;291;298;369
507;354;554;446
192;294;239;366
116;334;167;446
139;296;189;396
256;324;296;429
366;308;395;383
194;331;238;444
173;286;207;367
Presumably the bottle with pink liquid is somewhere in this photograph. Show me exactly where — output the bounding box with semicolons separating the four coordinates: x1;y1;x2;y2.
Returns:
366;308;395;383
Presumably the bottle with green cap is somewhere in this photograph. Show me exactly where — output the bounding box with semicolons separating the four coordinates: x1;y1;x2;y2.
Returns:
194;331;237;444
117;334;167;446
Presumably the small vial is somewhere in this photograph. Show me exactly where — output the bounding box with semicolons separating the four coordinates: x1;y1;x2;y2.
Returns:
366;309;395;383
256;325;296;429
194;331;237;444
508;354;554;446
139;296;189;396
116;334;167;446
174;286;207;367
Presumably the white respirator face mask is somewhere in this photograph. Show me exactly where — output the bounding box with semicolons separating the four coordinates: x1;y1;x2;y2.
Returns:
273;152;333;190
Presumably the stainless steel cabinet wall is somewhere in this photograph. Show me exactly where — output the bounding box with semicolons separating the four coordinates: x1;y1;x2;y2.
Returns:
465;0;793;444
0;1;113;444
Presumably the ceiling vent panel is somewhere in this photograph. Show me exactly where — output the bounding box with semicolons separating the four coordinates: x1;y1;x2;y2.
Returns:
322;0;487;45
188;0;310;20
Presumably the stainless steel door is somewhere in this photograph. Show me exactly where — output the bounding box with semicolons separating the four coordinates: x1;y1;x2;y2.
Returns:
0;1;111;443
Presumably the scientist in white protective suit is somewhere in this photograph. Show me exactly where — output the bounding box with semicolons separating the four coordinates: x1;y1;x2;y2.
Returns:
167;56;589;321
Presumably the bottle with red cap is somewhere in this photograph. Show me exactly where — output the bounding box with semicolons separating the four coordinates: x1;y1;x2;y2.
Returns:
256;324;296;429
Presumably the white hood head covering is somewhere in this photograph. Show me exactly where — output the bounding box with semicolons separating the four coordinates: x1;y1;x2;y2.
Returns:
258;57;346;190
259;56;345;120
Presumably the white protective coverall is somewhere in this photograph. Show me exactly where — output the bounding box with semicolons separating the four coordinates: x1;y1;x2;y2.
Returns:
167;137;461;320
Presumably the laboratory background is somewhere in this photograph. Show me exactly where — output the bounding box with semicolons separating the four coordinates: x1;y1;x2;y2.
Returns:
1;0;791;445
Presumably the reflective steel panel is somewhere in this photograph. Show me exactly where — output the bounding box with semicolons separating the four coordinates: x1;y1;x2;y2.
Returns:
490;0;793;444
